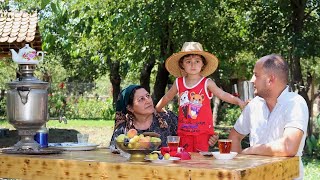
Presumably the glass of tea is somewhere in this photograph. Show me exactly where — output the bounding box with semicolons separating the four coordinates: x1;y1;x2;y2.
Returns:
218;139;232;154
167;136;180;152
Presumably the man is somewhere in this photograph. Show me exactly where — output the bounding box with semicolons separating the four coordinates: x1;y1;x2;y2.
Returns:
228;54;309;179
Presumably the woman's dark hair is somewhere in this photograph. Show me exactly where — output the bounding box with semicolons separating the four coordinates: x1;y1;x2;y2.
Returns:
127;85;143;107
178;54;207;71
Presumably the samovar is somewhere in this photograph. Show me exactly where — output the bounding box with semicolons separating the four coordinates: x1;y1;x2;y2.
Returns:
2;44;60;154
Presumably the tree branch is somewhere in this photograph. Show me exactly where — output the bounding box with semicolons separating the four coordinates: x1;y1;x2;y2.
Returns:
311;91;320;103
304;4;320;21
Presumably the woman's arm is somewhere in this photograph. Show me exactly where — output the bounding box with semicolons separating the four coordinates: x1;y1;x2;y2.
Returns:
109;123;126;153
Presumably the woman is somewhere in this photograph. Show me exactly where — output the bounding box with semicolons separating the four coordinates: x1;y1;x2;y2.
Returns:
109;85;178;153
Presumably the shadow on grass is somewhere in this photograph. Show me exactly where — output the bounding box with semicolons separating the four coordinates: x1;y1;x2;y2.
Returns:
0;128;80;148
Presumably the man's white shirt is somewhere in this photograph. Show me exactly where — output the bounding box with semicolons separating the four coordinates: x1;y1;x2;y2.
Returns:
234;86;309;179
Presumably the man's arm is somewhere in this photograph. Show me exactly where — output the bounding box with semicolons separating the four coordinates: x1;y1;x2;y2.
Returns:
228;128;246;153
241;127;304;156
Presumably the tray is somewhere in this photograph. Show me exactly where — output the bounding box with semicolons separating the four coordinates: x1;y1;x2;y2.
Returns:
48;142;98;151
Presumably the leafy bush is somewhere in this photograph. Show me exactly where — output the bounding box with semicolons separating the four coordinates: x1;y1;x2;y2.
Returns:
217;104;242;126
0;97;6;116
306;114;320;158
48;91;66;117
62;95;115;120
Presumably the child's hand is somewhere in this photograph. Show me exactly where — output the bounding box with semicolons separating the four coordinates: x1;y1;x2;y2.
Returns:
208;133;219;146
156;107;167;113
238;99;248;110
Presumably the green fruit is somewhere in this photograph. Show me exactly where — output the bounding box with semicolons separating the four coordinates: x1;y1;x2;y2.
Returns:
150;137;161;143
164;153;170;160
128;143;134;149
149;153;158;160
116;134;126;142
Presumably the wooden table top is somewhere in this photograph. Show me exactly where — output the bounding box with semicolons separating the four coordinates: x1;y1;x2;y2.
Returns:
0;148;299;180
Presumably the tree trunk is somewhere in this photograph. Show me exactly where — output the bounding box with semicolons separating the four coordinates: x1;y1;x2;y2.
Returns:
108;60;121;106
140;54;155;93
153;62;169;104
290;0;312;135
212;96;221;126
152;22;174;104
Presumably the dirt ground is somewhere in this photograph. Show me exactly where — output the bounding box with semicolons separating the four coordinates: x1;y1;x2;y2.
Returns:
0;127;114;148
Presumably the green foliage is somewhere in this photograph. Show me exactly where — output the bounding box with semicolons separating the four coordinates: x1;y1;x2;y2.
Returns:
218;104;242;126
0;58;16;89
48;91;66;117
63;95;115;120
306;114;320;158
303;156;320;179
0;97;6;116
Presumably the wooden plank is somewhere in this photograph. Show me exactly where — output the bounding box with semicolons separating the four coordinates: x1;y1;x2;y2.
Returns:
0;149;299;180
235;155;299;179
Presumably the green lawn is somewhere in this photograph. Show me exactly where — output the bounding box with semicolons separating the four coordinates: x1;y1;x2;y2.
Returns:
0;119;115;128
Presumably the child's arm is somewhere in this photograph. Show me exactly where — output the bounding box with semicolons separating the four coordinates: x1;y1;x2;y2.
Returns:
207;79;246;109
155;82;178;112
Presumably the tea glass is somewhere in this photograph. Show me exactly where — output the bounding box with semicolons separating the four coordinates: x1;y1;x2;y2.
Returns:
77;133;89;144
167;136;180;152
218;139;232;154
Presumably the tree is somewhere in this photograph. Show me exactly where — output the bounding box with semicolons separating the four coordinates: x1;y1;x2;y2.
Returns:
243;0;320;135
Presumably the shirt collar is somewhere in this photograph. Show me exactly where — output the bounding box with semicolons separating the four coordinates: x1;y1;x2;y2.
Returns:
253;86;289;104
276;86;290;104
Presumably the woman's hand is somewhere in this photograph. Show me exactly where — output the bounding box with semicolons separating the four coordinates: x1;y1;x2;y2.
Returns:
208;133;219;146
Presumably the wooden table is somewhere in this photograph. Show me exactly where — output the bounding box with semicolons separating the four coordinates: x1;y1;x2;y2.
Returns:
0;148;299;180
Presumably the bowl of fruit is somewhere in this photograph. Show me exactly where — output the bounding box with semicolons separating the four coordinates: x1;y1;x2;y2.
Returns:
116;129;162;161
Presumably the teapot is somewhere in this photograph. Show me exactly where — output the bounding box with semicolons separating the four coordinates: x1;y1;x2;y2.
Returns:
10;44;44;64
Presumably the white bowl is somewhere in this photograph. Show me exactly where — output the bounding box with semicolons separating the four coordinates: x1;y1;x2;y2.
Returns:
212;152;238;160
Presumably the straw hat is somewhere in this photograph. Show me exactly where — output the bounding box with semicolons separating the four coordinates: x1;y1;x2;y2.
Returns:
165;42;219;77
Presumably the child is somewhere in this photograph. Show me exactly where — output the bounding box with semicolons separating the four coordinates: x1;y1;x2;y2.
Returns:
155;42;246;152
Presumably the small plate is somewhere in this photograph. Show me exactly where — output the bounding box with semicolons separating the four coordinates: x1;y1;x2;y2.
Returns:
212;152;238;160
199;151;213;157
48;142;98;151
145;157;180;163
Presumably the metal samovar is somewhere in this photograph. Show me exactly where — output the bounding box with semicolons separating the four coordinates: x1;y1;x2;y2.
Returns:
3;44;60;154
6;64;48;150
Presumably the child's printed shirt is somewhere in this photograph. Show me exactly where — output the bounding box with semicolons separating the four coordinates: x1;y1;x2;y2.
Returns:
176;77;214;136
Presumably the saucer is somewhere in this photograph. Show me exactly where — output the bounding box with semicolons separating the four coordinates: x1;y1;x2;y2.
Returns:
199;151;213;157
212;152;237;160
145;157;180;163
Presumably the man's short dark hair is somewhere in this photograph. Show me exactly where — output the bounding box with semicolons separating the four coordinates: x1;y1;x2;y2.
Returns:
262;54;289;84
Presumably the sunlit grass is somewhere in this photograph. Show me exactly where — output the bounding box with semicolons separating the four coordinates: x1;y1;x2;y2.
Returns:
0;119;114;129
47;119;114;128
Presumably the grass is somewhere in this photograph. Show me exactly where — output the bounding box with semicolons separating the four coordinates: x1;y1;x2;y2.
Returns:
1;119;320;178
0;119;115;128
47;119;115;128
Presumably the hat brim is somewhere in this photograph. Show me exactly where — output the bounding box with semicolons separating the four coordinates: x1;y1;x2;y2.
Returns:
165;51;219;77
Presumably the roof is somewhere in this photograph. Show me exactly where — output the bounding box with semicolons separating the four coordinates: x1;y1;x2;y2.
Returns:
0;10;42;58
